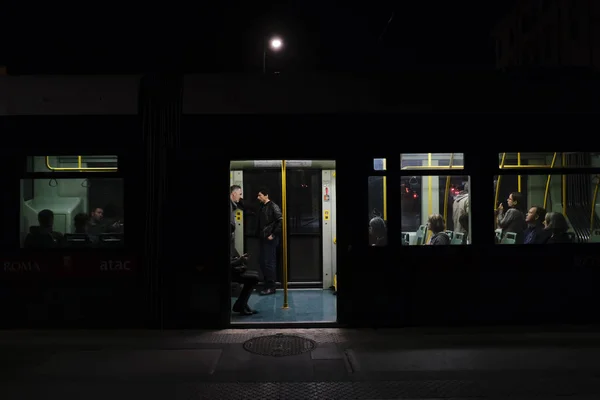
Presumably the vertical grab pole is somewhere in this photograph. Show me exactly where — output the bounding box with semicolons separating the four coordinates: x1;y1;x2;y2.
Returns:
517;152;522;192
543;152;557;210
443;153;455;224
281;160;289;309
495;153;506;210
425;153;432;244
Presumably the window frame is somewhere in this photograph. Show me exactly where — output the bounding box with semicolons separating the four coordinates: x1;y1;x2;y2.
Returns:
494;152;600;245
19;154;126;252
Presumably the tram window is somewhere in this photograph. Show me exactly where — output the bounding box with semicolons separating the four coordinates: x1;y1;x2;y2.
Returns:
401;175;471;245
27;155;118;173
368;176;387;246
498;152;600;168
494;173;600;244
19;178;125;248
401;153;464;170
373;158;386;171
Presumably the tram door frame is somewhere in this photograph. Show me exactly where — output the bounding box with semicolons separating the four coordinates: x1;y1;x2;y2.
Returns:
229;160;337;290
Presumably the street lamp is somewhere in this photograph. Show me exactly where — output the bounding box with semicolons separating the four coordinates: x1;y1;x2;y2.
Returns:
263;36;283;74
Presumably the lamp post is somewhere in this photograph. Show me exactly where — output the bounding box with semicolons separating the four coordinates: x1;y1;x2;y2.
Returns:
263;36;283;74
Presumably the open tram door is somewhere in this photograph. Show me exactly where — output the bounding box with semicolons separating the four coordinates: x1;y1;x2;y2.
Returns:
229;159;341;325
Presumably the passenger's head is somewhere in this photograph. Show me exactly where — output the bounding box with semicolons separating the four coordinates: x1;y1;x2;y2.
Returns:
526;206;546;224
74;213;89;233
257;187;271;204
90;207;103;222
369;217;387;238
543;212;569;234
507;192;523;210
230;185;242;203
427;214;445;234
37;209;54;229
458;181;469;192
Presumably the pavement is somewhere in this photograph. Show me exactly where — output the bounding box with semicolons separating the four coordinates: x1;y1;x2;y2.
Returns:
2;325;600;399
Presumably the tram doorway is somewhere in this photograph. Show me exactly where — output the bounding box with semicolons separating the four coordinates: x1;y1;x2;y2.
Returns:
229;160;337;324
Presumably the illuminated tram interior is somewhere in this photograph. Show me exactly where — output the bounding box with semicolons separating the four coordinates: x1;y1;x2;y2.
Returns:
229;160;337;323
370;152;600;248
20;156;124;248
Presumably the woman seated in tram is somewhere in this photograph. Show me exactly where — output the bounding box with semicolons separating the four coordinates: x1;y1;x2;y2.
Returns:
540;212;572;244
496;191;526;243
427;214;450;245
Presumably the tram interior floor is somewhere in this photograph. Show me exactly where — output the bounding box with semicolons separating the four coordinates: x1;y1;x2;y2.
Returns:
231;288;336;323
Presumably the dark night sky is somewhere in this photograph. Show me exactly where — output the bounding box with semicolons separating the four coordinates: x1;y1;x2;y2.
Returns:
8;1;516;74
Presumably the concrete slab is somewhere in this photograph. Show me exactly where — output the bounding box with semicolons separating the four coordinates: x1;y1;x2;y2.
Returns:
347;347;600;372
310;343;344;360
28;349;222;378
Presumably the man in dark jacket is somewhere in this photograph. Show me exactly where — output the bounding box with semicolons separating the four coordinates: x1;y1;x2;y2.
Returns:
256;187;283;295
524;206;549;244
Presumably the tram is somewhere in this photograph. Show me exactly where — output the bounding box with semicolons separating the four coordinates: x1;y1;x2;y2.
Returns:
1;73;600;329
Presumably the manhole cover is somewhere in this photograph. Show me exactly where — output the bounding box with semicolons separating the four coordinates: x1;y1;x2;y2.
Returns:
242;333;317;357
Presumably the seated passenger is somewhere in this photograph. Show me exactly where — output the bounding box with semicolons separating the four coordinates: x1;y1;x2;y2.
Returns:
496;192;526;244
541;212;572;244
87;207;105;235
24;209;64;248
524;206;549;244
427;214;450;245
369;216;388;246
65;213;93;248
74;213;90;234
231;240;259;316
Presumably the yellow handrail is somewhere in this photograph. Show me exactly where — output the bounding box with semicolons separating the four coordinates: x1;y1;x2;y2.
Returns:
443;153;455;224
517;152;522;192
426;153;432;244
45;156;117;172
591;175;600;233
562;153;567;215
543;152;557;210
281;160;289;310
495;152;507;210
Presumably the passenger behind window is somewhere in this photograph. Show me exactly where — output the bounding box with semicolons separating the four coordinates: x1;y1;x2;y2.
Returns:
369;216;387;246
23;209;65;249
64;213;94;248
452;182;469;235
541;212;572;244
427;214;450;245
87;207;105;235
496;192;526;244
74;213;90;234
524;206;549;244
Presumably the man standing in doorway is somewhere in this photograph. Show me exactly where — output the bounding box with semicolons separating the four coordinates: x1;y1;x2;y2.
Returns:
230;185;243;238
256;187;283;296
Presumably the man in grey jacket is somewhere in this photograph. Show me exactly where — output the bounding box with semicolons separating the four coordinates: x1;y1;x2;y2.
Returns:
452;182;469;234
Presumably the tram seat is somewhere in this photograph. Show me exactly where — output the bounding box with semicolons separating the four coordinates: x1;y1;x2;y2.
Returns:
451;232;465;245
401;233;410;246
590;229;600;243
98;233;123;247
495;229;502;242
500;232;517;244
445;230;454;240
415;225;428;245
65;233;92;248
